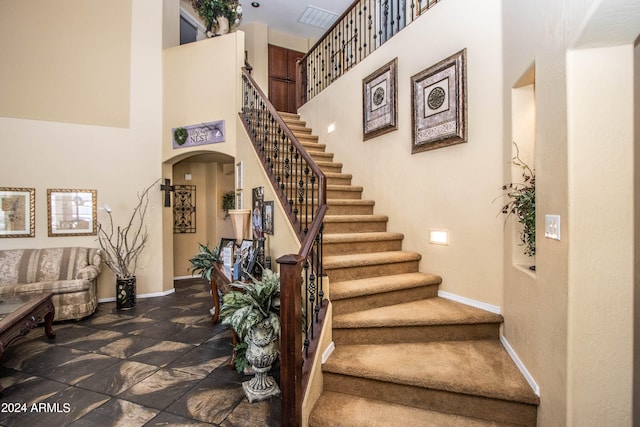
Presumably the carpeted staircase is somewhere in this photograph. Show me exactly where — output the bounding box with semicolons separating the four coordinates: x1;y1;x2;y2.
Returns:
279;112;540;426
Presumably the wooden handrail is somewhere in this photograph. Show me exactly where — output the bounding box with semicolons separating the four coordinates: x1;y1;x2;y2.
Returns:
239;67;328;426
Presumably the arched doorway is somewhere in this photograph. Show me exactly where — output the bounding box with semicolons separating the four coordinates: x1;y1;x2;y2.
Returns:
166;151;236;280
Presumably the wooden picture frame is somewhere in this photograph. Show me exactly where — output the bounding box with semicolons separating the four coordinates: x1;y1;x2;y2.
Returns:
411;49;467;153
47;189;97;237
0;187;35;238
363;58;398;140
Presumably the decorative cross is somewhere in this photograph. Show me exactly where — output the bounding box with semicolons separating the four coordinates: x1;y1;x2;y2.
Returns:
160;178;174;207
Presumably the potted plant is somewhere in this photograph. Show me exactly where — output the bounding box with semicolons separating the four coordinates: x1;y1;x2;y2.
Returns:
188;243;220;281
97;179;159;309
191;0;243;37
497;143;536;265
219;268;281;402
222;190;235;218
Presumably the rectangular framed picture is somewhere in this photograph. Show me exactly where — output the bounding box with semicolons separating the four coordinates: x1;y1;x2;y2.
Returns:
0;187;35;238
263;201;274;235
363;58;398;140
411;49;467;153
47;189;97;237
218;237;236;267
252;187;264;239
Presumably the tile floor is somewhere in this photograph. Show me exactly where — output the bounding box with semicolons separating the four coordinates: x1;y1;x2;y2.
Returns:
0;279;281;426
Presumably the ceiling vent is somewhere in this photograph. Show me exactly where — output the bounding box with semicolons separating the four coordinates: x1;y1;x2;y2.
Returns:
298;5;339;29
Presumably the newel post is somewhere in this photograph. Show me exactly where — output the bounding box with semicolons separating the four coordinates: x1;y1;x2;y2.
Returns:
278;254;304;427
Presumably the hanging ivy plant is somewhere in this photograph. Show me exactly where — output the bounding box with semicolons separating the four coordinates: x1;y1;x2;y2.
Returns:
174;127;188;146
222;191;235;218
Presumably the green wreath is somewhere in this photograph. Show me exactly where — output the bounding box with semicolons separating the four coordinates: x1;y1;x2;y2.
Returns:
173;127;188;146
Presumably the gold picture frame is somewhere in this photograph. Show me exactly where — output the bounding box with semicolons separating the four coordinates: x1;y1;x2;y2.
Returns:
411;49;467;153
0;187;35;238
363;58;398;140
47;189;97;237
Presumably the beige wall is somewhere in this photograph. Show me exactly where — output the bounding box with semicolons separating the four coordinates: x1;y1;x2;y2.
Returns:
634;38;640;427
566;44;635;426
0;0;165;300
0;0;132;127
299;0;505;306
502;0;639;425
162;31;247;282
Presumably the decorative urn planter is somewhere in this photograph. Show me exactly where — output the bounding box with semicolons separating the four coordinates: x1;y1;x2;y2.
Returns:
242;319;281;402
116;276;136;309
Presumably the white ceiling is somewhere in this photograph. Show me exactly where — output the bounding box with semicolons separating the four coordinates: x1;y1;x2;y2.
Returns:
240;0;353;40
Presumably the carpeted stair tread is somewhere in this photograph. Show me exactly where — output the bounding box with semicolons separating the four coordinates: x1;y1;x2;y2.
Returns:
309;391;514;427
324;251;421;269
332;297;503;328
323;340;540;405
326;199;374;208
323;214;388;224
331;271;440;299
327;184;364;192
323;231;402;245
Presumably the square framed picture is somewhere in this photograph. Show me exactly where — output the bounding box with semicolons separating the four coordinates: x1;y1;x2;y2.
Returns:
363;58;398;140
411;49;467;153
0;187;35;238
47;189;97;237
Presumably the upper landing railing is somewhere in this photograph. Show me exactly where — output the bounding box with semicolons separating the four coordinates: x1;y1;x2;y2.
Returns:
297;0;442;106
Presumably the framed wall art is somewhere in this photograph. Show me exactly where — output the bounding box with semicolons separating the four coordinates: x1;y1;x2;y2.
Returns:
0;187;35;238
411;49;467;153
47;189;97;237
363;58;398;140
263;201;274;235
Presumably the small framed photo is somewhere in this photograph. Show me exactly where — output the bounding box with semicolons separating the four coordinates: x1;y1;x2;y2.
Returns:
0;187;35;238
363;58;398;140
218;238;236;267
239;239;254;262
47;189;97;237
411;49;467;153
263;201;274;235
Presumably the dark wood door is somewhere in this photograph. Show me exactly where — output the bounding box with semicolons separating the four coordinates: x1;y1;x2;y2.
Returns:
268;44;304;113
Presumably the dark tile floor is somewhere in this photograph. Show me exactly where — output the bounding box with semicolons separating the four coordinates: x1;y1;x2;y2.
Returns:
0;279;281;426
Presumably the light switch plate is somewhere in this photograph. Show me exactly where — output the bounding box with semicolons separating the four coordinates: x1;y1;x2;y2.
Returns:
545;215;561;240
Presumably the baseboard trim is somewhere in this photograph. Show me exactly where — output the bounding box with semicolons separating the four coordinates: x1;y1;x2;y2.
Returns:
322;341;335;364
437;290;501;314
174;275;196;280
97;288;175;303
500;335;540;396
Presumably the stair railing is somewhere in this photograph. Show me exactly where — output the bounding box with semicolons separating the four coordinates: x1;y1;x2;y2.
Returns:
240;67;328;426
297;0;442;107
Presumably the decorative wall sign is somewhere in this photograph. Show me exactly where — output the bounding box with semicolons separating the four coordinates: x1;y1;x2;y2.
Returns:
173;185;196;233
411;49;467;153
0;187;35;238
172;120;225;149
363;58;398;140
47;189;97;236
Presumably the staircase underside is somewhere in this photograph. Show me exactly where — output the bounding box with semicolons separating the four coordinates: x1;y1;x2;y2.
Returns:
278;112;539;426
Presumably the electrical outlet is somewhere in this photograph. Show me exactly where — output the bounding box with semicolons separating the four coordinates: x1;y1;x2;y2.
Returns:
545;215;561;240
